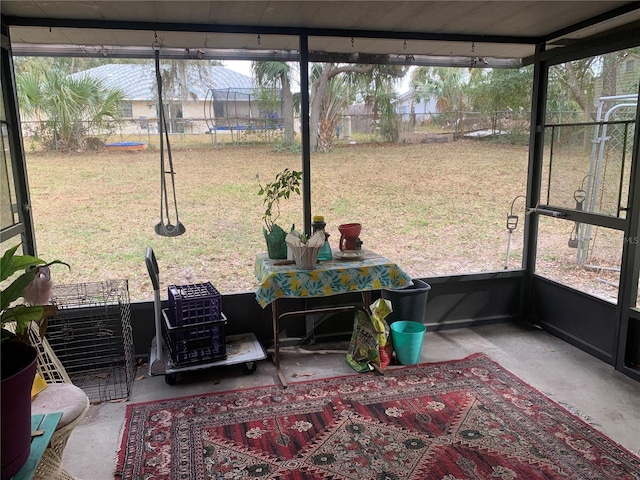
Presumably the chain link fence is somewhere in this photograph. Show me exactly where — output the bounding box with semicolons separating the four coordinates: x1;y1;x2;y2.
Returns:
341;110;533;145
21;110;593;152
21;117;286;152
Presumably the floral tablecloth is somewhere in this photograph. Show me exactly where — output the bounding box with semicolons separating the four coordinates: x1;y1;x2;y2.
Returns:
254;250;413;308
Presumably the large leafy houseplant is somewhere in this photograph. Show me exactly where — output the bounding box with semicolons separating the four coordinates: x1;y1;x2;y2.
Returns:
1;244;68;343
1;244;69;478
258;168;302;259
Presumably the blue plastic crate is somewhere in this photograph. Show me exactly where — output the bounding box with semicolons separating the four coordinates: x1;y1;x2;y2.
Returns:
167;282;221;326
161;310;227;366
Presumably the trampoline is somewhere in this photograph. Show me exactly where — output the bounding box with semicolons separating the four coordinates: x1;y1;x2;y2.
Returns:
105;142;148;151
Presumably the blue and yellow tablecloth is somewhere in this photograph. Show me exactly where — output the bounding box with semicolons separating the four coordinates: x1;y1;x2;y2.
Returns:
254;250;413;308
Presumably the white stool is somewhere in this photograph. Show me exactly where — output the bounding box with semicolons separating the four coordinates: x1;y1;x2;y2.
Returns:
29;325;90;480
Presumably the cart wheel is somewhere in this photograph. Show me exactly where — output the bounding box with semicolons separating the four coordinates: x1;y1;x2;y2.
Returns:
165;373;178;385
241;362;257;374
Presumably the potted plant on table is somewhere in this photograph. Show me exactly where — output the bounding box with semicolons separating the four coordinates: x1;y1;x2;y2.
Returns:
1;244;68;479
258;168;302;259
285;230;326;269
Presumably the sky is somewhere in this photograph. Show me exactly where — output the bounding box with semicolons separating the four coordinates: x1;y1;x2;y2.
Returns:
224;60;253;78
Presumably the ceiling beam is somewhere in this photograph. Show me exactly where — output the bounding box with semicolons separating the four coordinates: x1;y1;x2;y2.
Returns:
310;52;521;69
9;43;302;61
533;21;640;66
9;42;522;68
2;15;540;46
541;2;640;44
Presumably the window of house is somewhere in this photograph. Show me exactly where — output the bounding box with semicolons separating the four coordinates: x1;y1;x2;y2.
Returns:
121;101;133;117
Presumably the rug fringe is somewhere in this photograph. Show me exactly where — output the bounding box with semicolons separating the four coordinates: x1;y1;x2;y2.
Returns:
268;346;348;355
545;395;602;428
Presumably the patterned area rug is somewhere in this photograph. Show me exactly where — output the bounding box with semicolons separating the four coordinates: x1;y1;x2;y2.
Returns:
116;353;640;479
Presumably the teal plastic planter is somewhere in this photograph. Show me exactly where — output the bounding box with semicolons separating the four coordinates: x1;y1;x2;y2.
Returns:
390;320;426;365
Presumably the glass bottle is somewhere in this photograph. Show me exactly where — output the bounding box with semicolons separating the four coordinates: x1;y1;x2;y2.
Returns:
312;215;332;260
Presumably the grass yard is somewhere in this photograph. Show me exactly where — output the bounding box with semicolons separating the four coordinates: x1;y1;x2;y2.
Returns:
23;139;623;303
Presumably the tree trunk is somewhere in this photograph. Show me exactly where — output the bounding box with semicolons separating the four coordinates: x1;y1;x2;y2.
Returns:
317;117;335;152
409;100;416;130
601;52;618;97
565;62;589;113
309;64;332;152
309;63;384;151
282;76;295;144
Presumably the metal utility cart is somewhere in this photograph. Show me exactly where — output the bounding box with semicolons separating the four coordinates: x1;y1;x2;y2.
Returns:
145;247;266;385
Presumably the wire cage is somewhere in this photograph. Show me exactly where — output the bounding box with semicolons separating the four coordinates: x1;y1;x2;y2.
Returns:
44;280;135;404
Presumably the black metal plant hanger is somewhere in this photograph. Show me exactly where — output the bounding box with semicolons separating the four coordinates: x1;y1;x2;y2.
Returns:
153;34;186;237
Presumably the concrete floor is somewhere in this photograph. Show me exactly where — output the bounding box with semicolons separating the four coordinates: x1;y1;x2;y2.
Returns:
62;322;640;479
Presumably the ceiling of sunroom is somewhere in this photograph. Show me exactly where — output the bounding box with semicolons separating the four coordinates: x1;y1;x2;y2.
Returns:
2;1;640;65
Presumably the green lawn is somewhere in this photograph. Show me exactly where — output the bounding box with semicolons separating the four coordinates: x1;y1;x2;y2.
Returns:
23;139;622;303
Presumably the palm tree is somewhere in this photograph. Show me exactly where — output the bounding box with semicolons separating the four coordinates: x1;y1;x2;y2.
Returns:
253;61;403;151
315;68;353;152
252;61;295;144
356;65;403;143
309;63;404;151
411;66;467;113
17;68;124;151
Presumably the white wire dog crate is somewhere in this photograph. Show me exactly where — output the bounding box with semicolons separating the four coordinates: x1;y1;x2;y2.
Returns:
45;280;135;403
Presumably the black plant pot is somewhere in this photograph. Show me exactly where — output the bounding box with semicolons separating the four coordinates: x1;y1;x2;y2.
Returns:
1;341;38;480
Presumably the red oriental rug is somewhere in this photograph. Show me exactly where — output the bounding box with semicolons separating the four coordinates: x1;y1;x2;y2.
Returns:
116;353;639;479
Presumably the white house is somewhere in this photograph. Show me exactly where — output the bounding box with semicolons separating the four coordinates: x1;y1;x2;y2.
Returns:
395;89;439;125
71;63;258;134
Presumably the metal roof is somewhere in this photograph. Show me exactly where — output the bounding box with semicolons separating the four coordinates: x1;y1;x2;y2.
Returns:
69;63;254;101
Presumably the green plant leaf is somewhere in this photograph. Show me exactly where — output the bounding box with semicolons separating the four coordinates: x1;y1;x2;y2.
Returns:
1;245;21;282
1;245;47;282
1;259;70;311
1;304;57;338
1;269;39;311
257;168;302;233
1;245;70;339
1;304;44;325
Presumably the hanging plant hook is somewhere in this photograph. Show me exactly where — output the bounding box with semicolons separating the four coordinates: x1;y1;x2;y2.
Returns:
152;31;161;52
504;195;526;269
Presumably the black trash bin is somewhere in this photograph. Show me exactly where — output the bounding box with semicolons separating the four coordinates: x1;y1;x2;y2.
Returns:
381;279;431;324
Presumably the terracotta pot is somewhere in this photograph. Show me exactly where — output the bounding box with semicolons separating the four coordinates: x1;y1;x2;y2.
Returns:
1;342;38;480
338;223;362;251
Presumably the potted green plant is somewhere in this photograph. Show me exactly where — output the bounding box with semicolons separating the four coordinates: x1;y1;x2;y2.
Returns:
258;168;302;259
285;230;325;269
1;244;69;479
